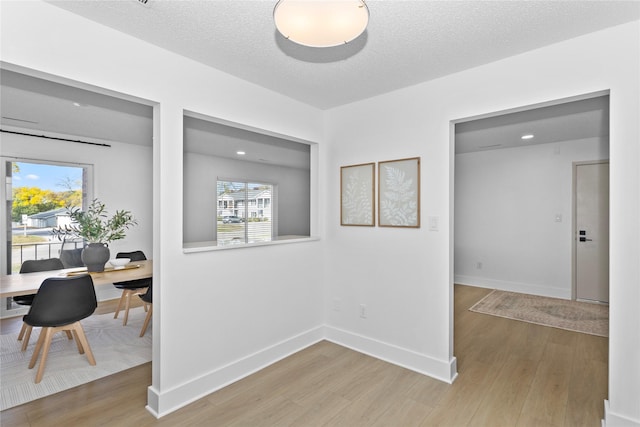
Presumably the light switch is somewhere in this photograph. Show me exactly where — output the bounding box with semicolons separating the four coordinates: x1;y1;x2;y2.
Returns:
555;214;562;223
428;216;439;231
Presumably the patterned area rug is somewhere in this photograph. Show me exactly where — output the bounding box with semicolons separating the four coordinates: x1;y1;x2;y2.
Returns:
1;307;151;411
469;290;608;337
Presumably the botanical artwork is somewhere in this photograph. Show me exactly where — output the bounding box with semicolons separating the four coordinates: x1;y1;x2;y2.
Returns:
378;157;420;227
341;163;375;226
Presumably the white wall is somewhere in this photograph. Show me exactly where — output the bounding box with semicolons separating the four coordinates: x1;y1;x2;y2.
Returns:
2;2;639;424
455;137;609;299
1;133;153;256
324;21;640;425
183;152;310;243
1;0;324;417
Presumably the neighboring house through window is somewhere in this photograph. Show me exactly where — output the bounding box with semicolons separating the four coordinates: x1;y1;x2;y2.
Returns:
217;180;274;244
4;160;90;274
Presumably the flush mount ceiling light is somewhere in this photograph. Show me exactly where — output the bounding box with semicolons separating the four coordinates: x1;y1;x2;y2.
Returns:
521;134;535;140
274;0;369;48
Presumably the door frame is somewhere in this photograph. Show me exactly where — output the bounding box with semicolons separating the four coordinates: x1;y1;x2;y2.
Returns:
571;159;609;301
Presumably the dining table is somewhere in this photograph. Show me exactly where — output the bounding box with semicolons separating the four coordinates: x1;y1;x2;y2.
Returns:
0;259;153;299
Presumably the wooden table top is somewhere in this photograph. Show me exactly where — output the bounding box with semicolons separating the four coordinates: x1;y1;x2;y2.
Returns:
0;260;152;298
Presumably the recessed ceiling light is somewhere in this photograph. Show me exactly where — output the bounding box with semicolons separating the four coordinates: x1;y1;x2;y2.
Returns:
521;134;534;140
236;151;246;155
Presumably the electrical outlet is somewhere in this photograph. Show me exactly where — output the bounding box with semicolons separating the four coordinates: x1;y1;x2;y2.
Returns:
359;304;367;318
332;298;341;312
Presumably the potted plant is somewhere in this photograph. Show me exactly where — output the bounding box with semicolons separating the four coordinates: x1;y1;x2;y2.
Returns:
52;199;137;272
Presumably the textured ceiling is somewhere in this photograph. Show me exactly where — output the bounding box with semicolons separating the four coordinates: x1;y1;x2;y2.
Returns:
46;0;640;109
1;1;630;161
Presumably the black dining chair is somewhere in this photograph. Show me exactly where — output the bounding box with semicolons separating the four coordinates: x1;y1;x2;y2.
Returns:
16;258;66;351
138;284;152;337
112;250;151;326
24;274;97;383
59;237;85;268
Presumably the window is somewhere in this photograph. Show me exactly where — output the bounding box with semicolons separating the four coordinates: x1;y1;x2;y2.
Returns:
217;180;274;244
182;112;312;248
4;159;91;274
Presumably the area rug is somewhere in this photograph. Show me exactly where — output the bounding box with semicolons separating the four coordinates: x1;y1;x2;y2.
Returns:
1;307;151;411
469;290;608;337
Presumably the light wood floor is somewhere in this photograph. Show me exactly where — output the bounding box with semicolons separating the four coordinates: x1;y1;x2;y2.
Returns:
1;285;608;426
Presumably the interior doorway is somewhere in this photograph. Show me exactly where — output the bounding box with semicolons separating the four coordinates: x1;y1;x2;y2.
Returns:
452;91;610;372
1;66;155;409
453;92;609;300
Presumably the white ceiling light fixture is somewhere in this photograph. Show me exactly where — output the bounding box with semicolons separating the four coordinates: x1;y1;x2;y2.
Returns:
274;0;369;48
521;134;535;140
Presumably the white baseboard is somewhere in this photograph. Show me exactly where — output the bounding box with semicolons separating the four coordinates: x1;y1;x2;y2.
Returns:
324;326;457;384
454;275;571;299
148;326;325;418
147;324;457;418
603;400;640;426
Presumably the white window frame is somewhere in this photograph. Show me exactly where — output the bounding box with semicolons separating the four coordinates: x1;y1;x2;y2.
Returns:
216;178;277;245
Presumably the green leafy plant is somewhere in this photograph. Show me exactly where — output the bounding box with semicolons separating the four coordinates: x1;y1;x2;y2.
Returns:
52;199;137;244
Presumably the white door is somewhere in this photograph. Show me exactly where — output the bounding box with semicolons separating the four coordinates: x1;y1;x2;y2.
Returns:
575;162;609;303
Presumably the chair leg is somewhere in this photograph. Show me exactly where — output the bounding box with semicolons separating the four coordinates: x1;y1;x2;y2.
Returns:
71;329;84;354
18;322;27;340
30;327;55;384
28;327;48;369
122;290;132;326
71;322;95;366
29;323;96;383
137;288;149;312
140;304;153;337
116;288;150;325
21;325;33;352
114;291;127;319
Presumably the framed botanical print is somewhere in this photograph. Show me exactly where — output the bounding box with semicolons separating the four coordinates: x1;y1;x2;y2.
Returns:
341;162;375;226
378;157;420;228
